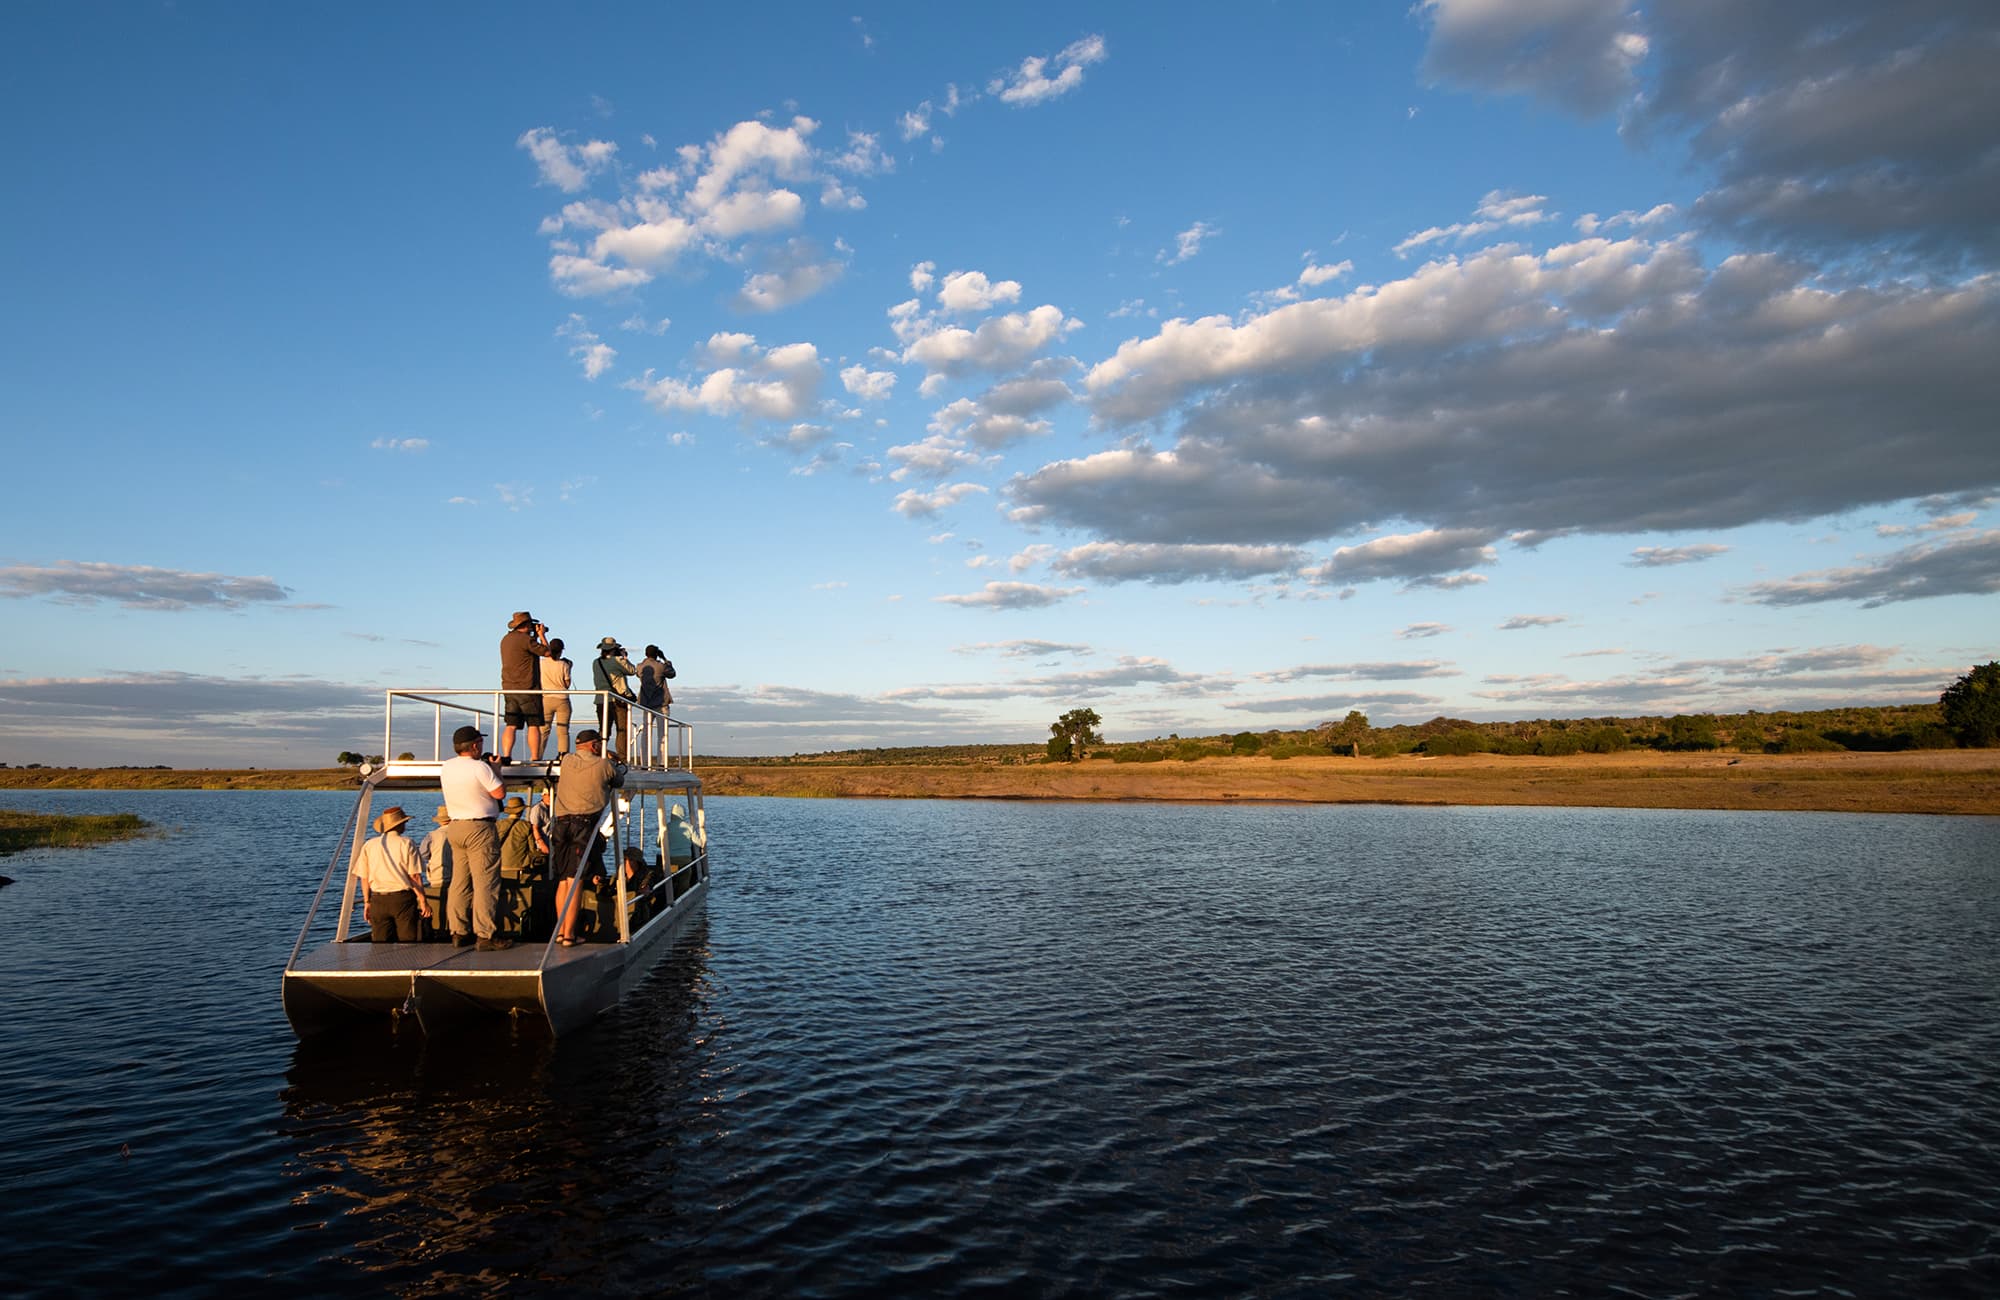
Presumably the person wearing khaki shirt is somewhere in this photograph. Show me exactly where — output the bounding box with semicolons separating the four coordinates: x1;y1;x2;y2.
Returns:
550;729;625;945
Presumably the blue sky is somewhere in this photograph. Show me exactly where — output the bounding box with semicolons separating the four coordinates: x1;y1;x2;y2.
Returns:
2;1;1996;766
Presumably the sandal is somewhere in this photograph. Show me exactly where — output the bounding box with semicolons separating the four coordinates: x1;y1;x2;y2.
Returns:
556;935;577;947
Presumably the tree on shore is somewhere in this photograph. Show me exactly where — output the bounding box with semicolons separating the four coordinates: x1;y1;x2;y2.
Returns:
335;751;364;766
1941;662;2000;747
1317;710;1371;755
1048;708;1103;762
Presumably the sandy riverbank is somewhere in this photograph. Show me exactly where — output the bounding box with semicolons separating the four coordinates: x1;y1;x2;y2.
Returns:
1;750;1994;814
697;749;2000;815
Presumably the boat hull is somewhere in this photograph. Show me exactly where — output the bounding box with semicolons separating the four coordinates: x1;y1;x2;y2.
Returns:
283;875;707;1038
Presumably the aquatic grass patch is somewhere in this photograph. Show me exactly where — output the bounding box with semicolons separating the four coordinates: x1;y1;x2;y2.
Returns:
0;810;153;855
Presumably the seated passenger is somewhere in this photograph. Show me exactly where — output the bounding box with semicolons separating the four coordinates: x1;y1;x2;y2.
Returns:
620;845;661;926
358;806;431;942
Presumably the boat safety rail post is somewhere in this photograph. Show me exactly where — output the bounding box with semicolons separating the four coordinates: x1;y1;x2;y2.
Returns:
538;799;621;969
287;774;380;967
379;690;504;762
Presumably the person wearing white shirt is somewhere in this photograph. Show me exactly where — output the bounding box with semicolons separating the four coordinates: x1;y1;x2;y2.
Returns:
440;724;512;951
357;806;432;943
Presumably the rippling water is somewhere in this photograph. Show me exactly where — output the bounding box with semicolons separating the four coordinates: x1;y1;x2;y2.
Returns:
1;790;1997;1296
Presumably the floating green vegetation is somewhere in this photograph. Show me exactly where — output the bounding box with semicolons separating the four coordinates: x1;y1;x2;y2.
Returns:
0;810;153;856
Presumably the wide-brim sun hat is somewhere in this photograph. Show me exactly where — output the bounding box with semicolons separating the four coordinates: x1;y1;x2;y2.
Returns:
504;795;526;811
373;806;411;834
597;636;621;650
510;611;534;629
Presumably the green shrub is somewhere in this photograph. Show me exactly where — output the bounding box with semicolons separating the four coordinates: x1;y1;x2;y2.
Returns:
1110;747;1168;763
1662;714;1721;751
1581;726;1629;753
1773;728;1844;753
1366;739;1407;758
1534;730;1582;756
1230;731;1265;754
1174;741;1211;761
1266;742;1320;760
1423;729;1490;756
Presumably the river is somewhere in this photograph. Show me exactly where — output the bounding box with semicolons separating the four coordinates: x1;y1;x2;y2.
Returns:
1;790;1996;1296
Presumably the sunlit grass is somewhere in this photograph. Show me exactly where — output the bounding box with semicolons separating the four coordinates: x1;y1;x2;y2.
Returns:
0;810;153;855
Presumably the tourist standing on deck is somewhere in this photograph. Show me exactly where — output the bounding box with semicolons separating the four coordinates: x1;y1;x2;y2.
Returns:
540;637;575;758
591;638;639;754
549;727;626;946
358;806;431;943
637;644;674;761
418;805;452;939
441;724;513;951
499;611;551;762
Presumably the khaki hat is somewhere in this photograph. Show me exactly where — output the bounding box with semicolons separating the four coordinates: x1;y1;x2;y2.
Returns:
373;806;410;834
434;805;451;823
597;636;621;651
510;611;534;629
504;795;526;811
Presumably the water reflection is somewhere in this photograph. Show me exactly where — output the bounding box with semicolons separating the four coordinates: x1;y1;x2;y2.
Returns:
277;924;716;1291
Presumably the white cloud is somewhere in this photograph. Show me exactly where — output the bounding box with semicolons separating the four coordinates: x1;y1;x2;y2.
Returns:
892;482;990;518
1298;260;1353;287
637;338;823;422
556;314;616;380
370;438;429;453
840;365;896;401
936;269;1023;314
990;34;1108;107
932;581;1086;610
1048;542;1307;585
1394;190;1553;257
0;562;292;610
1499;614;1567;630
1163;221;1218;265
518;127;617;192
548;253;653;298
1628;543;1728;567
910;261;936;292
900;304;1080;382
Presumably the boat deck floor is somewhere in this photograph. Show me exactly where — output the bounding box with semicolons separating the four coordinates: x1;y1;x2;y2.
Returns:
290;939;613;978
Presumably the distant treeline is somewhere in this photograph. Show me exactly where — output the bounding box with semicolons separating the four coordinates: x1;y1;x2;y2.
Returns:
701;703;1955;766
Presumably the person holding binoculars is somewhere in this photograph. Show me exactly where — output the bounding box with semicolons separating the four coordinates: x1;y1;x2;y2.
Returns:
499;610;552;762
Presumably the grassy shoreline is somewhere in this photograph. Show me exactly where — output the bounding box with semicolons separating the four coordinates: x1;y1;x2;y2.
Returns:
1;750;1996;815
0;810;154;856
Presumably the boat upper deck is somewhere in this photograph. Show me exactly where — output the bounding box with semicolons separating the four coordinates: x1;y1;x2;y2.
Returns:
367;688;698;791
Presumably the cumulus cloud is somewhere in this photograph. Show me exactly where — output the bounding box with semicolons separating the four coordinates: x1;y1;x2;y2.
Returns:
898;303;1082;386
1163;221;1218;265
1737;530;2000;607
990;34;1107;107
1422;2;2000;269
518;127;618;192
1006;241;2000;554
937;269;1023;314
636;336;823;422
892;482;989;519
956;639;1092;659
0;562;292;610
1305;528;1500;586
840;365;896;401
1394;190;1554;257
1417;0;1647;115
556;314;616;379
1298;260;1353;288
1258;661;1459;683
1629;543;1729;567
734;239;847;312
931;581;1086;610
1047;542;1307;585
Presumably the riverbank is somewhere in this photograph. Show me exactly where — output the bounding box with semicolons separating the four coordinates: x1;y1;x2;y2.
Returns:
3;750;1995;814
0;810;153;856
698;749;2000;815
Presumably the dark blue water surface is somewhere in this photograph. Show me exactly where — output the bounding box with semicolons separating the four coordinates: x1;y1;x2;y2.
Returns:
1;790;1997;1297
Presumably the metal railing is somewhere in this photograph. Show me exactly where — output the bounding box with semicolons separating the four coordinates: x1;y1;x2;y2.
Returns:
378;689;693;771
